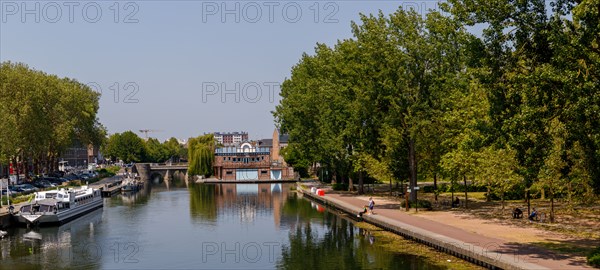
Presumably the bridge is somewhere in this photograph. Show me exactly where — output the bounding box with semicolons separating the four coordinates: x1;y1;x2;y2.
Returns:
134;163;189;182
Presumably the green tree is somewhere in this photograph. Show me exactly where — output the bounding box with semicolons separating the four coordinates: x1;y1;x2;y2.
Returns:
164;137;184;162
145;138;169;163
187;134;215;177
0;62;103;176
103;131;146;163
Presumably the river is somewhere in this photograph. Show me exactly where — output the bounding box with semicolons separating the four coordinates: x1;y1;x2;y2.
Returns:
0;180;457;269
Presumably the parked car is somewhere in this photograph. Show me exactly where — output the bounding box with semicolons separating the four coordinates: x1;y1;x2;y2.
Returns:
64;174;79;181
10;186;24;193
1;188;14;196
34;179;56;189
17;184;38;193
48;171;65;178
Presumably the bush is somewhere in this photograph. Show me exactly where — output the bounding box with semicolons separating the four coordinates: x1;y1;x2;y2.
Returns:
407;199;432;210
332;183;348;191
423;186;436;193
2;194;33;205
69;180;82;186
588;247;600;267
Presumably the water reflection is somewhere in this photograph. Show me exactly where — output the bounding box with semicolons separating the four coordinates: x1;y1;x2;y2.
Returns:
190;183;289;226
0;182;452;269
0;208;103;270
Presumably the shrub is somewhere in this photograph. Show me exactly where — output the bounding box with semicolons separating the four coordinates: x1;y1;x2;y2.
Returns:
423;186;436;193
407;199;432;210
588;247;600;267
332;183;348;191
2;194;33;205
69;180;82;186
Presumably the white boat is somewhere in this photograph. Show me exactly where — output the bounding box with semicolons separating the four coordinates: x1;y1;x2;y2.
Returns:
14;186;103;226
121;177;143;193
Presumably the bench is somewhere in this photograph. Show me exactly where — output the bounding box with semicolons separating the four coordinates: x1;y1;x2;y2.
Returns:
533;212;546;222
391;191;404;197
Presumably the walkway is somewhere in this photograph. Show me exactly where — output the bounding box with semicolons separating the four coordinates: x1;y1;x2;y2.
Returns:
300;186;593;270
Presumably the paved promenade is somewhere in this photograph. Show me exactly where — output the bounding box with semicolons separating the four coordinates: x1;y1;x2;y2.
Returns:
300;186;592;270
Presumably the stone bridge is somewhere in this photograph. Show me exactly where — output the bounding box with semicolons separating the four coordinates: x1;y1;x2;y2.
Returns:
134;163;189;182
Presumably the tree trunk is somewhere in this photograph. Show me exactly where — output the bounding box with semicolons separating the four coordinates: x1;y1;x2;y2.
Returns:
486;186;491;202
433;173;438;202
13;157;20;183
348;175;354;192
463;176;468;209
527;190;531;216
501;192;505;210
550;191;555;223
358;171;364;195
33;157;39;176
408;138;417;202
541;188;545;200
389;178;392;197
331;170;337;185
22;156;29;180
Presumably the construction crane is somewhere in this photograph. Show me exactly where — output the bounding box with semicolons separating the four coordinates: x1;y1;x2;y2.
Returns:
139;129;163;139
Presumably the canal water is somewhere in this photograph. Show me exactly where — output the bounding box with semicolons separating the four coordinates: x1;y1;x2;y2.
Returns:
0;181;451;269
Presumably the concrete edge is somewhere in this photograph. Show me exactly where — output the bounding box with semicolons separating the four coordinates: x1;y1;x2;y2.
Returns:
297;186;549;270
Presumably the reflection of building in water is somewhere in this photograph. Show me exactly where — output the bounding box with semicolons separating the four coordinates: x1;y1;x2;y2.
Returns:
212;183;288;226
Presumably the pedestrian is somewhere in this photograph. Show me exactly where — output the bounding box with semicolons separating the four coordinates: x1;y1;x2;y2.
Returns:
368;197;375;215
357;205;368;221
528;208;538;221
512;207;523;219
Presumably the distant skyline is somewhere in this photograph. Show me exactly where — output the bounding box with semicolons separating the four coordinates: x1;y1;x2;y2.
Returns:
1;1;444;141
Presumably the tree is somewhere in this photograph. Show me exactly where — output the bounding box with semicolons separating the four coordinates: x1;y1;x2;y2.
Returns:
145;138;169;163
475;146;523;210
187;134;215;177
164;137;184;162
0;62;104;176
442;0;600;209
103;131;146;163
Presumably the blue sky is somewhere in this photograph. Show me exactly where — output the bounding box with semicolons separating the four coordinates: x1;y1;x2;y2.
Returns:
1;1;444;141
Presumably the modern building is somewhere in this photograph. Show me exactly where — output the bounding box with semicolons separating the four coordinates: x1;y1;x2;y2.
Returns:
60;140;101;168
212;131;248;146
213;129;294;181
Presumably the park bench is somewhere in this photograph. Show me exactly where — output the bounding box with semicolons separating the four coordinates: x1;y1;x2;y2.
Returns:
391;191;404;197
532;211;546;222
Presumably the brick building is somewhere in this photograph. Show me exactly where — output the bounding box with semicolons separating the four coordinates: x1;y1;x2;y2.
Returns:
213;129;294;181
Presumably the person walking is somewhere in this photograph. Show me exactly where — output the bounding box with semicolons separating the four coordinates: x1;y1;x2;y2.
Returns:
368;197;375;215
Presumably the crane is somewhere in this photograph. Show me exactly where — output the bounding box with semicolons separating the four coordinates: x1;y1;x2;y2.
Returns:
139;129;163;139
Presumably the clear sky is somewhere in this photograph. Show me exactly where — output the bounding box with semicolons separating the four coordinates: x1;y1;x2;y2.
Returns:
1;1;444;141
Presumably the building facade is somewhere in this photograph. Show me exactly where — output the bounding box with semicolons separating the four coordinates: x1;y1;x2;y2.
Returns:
60;140;101;168
212;131;248;146
213;129;294;181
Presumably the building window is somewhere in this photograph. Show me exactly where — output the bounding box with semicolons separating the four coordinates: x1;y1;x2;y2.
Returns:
226;171;233;175
261;170;268;174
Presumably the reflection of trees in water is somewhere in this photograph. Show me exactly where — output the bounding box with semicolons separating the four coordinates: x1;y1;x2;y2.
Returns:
278;200;446;270
150;173;188;190
189;184;218;222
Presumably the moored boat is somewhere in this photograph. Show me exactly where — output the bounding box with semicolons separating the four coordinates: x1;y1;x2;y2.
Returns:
121;178;143;193
13;186;103;226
